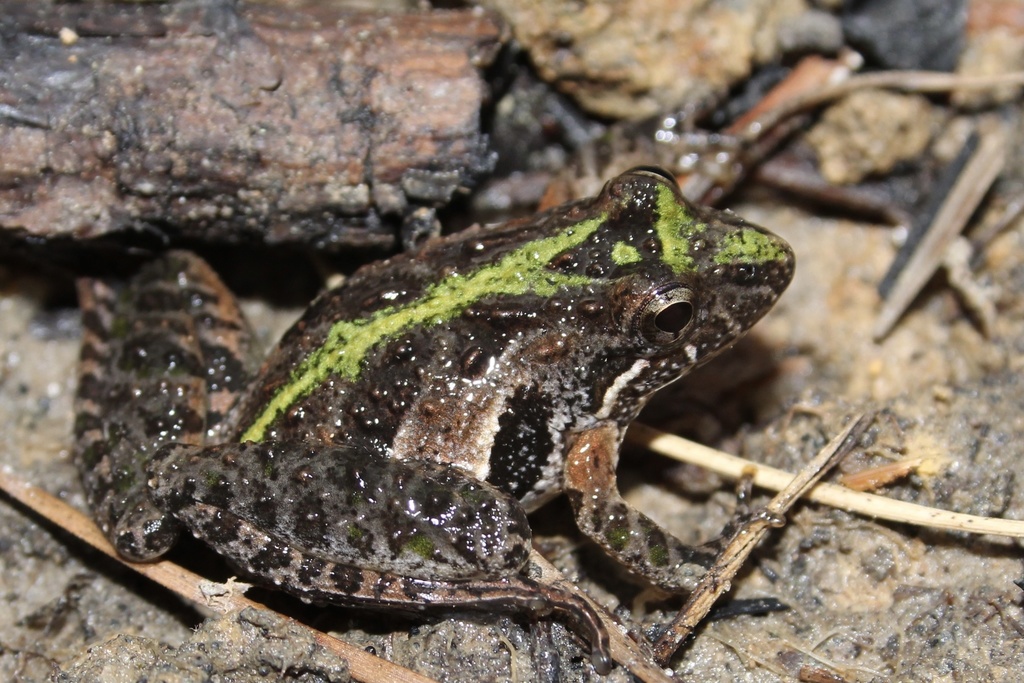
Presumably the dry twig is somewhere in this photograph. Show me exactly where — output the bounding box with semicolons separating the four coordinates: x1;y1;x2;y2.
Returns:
0;466;439;683
651;414;872;665
628;423;1024;538
873;119;1007;339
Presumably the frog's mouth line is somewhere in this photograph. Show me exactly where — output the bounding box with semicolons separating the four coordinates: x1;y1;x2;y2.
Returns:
594;359;651;420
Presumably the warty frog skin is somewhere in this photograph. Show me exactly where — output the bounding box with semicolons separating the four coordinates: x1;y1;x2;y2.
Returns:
74;167;794;672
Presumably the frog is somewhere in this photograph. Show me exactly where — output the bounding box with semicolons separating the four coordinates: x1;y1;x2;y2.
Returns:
73;167;793;673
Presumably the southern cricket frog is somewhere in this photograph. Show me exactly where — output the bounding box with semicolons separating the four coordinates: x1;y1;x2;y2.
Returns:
74;168;793;672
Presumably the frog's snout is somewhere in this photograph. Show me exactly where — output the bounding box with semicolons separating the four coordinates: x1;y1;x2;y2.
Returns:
692;222;794;360
760;228;795;298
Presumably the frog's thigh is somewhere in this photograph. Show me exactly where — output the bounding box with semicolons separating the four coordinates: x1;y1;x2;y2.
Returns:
149;441;534;581
563;423;719;593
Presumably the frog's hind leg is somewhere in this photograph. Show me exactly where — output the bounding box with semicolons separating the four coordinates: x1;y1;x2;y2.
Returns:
74;252;256;561
146;440;613;673
295;560;614;675
189;515;613;674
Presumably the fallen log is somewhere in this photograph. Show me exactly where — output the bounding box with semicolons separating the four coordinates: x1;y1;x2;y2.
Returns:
0;1;504;252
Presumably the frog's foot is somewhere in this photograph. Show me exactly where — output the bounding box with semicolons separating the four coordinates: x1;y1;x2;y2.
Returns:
74;253;257;560
564;423;727;594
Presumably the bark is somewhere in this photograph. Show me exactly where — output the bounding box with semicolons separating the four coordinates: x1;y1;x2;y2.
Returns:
0;1;504;252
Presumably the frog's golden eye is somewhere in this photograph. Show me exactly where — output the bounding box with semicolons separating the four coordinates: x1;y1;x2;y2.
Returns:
636;285;695;345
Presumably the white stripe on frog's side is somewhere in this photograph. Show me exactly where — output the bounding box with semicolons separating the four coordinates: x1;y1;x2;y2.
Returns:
389;336;530;482
595;359;650;421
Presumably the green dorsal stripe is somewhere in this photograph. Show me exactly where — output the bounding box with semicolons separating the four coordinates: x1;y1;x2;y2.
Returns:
653;184;704;274
714;227;790;265
240;215;607;443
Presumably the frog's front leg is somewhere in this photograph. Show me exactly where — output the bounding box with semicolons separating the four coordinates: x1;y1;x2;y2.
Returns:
148;440;612;673
564;423;723;593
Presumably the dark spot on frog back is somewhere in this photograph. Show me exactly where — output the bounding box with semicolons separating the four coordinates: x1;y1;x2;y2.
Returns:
296;555;328;586
577;299;605;319
250;536;298;572
547;251;576;270
329;564;366;595
461;297;537;331
116;317;204;378
460;346;489;379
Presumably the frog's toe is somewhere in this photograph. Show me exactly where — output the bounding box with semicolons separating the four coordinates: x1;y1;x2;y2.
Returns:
111;498;181;561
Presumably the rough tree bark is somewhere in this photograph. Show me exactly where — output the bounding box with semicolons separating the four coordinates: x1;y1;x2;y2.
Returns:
0;1;505;252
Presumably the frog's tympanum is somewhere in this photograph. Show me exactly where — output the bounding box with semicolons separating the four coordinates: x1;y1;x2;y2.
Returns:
75;168;793;673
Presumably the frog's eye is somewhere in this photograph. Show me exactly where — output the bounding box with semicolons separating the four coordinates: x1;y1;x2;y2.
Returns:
636;285;695;345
